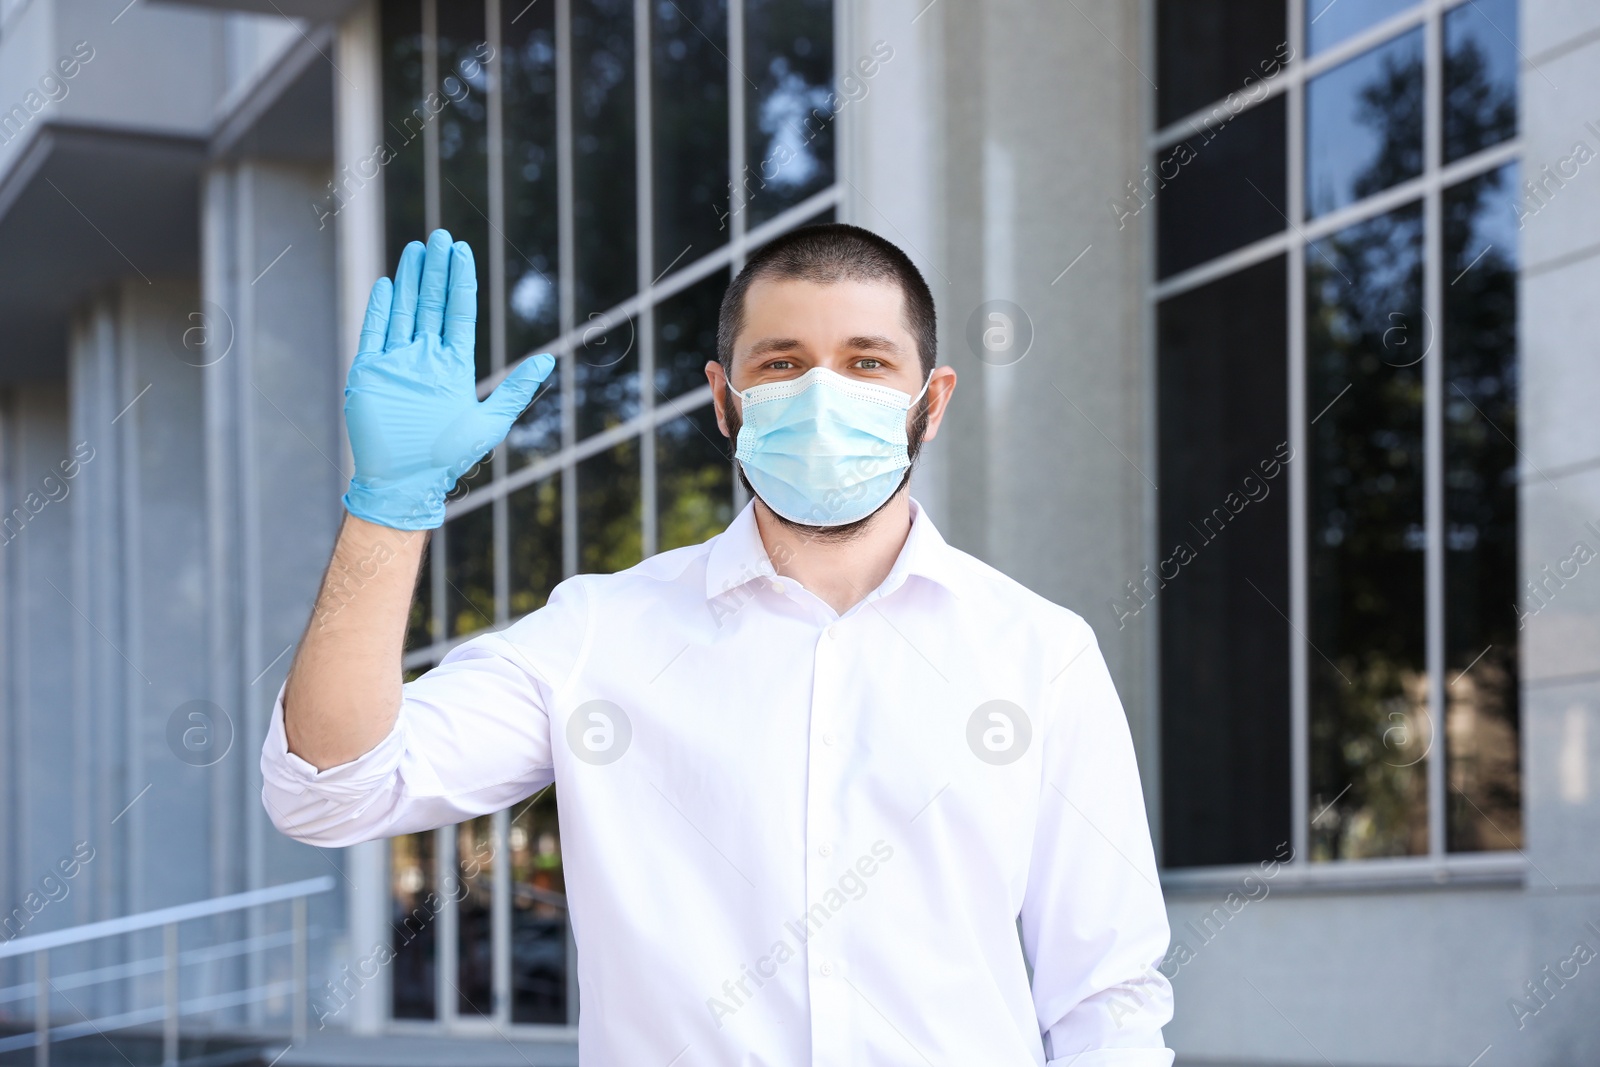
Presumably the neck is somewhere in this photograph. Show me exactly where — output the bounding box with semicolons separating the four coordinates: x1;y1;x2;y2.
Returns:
753;491;914;616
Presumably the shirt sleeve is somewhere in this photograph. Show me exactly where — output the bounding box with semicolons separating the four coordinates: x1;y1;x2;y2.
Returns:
259;575;592;848
1020;617;1176;1067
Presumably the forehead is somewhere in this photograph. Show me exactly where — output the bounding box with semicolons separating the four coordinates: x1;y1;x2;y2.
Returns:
735;276;908;344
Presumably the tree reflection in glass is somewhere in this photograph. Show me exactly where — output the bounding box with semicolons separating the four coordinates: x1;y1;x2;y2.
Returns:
1444;0;1518;164
1443;164;1521;852
1306;200;1428;861
1306;29;1422;219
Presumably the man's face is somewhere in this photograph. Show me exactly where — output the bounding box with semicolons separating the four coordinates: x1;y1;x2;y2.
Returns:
705;275;957;535
707;275;955;450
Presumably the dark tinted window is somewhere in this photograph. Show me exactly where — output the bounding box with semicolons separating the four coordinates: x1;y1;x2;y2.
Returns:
1443;164;1521;852
1157;256;1292;869
1156;95;1287;279
1157;0;1288;127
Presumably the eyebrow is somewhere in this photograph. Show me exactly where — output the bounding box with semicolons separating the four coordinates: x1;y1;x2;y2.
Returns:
743;334;904;359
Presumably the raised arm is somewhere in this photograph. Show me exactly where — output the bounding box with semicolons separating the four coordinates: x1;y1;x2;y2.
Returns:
282;228;554;771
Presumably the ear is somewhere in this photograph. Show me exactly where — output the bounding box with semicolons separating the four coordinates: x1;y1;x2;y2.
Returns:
705;361;733;438
916;366;958;443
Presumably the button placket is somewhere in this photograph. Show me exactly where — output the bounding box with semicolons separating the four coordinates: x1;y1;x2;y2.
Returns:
806;617;850;1062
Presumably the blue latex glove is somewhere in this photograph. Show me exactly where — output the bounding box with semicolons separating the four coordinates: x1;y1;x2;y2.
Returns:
342;229;555;530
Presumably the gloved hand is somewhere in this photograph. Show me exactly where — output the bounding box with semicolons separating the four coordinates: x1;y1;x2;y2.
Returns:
342;229;555;530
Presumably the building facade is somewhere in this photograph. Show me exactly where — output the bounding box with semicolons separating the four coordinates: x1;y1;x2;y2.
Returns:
0;0;1596;1063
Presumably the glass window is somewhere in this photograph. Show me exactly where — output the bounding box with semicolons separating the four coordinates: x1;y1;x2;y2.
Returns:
1307;0;1415;55
573;0;637;318
445;504;494;638
653;0;730;275
503;0;561;356
579;441;643;575
455;816;496;1015
511;790;567;1023
1306;202;1428;861
1444;0;1518;164
1156;0;1287;127
509;476;562;617
1154;0;1520;873
1157;256;1293;868
743;0;835;227
658;406;735;553
390;831;437;1020
1156;95;1287;279
655;269;727;400
1443;163;1521;852
1306;28;1424;219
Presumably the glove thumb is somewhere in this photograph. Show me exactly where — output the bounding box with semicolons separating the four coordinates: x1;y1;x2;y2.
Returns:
482;353;556;426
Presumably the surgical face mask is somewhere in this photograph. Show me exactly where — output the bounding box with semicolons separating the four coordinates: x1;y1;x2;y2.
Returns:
728;366;931;527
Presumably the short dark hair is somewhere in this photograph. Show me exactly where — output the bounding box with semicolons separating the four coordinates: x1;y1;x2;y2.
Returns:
716;223;936;379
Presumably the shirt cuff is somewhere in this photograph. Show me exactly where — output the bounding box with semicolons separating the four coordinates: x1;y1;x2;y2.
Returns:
259;680;407;802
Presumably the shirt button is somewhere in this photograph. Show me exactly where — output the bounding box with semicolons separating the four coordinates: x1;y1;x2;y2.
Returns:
819;843;833;858
820;961;835;976
827;625;838;639
769;580;783;593
822;731;836;746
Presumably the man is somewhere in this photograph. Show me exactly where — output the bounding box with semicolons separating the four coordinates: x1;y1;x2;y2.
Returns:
263;223;1176;1064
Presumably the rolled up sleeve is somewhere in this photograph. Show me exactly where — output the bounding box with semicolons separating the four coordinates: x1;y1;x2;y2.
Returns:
260;575;591;848
1021;621;1175;1067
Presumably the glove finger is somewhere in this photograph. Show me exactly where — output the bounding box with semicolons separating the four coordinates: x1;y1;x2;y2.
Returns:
482;353;557;426
357;276;392;362
415;228;453;341
385;241;425;349
442;241;478;360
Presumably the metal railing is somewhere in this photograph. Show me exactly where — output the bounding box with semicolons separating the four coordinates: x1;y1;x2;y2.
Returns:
0;876;336;1067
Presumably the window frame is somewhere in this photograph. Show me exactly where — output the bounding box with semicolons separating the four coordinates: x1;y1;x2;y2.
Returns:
1145;0;1527;891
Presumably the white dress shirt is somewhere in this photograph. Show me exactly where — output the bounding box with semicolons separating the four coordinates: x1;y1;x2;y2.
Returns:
261;498;1175;1065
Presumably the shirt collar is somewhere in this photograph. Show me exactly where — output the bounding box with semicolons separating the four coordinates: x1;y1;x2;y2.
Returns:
704;496;966;602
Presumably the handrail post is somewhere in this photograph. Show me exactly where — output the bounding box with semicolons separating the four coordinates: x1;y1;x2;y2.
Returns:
163;922;178;1067
292;896;308;1044
34;949;48;1067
